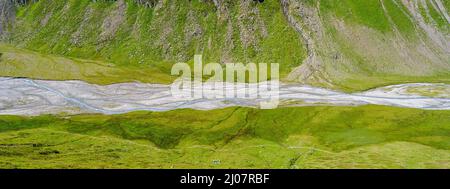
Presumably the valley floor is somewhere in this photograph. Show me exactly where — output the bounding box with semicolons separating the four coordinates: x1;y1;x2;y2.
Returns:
0;77;450;116
1;44;449;92
0;45;449;169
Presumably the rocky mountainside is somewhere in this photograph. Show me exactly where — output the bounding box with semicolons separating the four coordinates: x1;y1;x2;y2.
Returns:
0;0;14;36
283;0;450;90
0;0;449;91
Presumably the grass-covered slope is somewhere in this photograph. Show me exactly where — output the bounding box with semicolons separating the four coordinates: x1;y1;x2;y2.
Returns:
0;44;174;84
0;105;449;168
1;0;306;78
284;0;450;91
0;0;449;90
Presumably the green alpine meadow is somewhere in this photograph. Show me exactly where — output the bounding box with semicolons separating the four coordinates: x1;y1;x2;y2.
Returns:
0;0;449;169
0;106;449;168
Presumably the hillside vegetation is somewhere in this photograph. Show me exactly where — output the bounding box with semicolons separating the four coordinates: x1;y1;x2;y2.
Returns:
0;105;449;168
0;44;174;84
0;0;449;90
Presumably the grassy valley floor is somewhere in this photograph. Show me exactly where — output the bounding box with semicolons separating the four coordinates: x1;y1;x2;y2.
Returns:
1;44;449;92
0;44;175;85
0;105;448;168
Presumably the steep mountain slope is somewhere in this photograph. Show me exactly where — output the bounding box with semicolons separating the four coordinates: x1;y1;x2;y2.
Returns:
0;0;15;37
0;0;449;91
0;0;306;77
283;0;450;90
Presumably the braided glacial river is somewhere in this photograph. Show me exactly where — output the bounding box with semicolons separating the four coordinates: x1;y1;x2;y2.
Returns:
0;77;449;115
